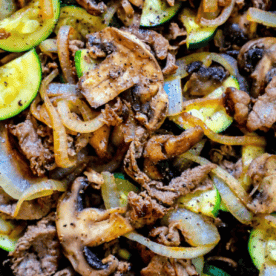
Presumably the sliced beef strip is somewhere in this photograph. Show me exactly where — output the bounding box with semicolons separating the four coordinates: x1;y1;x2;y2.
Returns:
9;213;61;276
124;141;216;205
247;76;276;132
0;187;58;220
223;87;251;125
141;255;198;276
9;115;56;176
126;191;166;229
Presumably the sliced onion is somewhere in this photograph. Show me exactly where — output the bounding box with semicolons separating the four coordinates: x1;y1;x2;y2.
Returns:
200;0;235;27
176;112;266;147
101;172;121;209
40;0;54;19
260;261;276;276
39;39;57;54
192;256;204;275
47;83;78;97
164;77;183;116
203;0;218;13
124;231;216;259
165;208;220;246
209;53;235;76
13;179;67;218
247;8;276;28
57;25;77;84
212;176;253;224
0;217;15;235
40;69;76;168
0;0;16;20
103;0;121;25
57;100;105;133
182;152;250;206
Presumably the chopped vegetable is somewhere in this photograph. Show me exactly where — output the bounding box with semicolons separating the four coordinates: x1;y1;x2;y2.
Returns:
0;49;41;120
140;0;182;27
0;0;60;52
180;8;217;49
247;8;276;28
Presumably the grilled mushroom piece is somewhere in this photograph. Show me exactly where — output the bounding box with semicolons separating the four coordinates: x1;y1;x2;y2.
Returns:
238;37;276;98
56;177;133;276
79;27;168;131
75;0;106;15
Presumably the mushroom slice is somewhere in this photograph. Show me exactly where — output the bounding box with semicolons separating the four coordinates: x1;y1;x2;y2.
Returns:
56;177;133;276
238;37;276;97
79;27;168;131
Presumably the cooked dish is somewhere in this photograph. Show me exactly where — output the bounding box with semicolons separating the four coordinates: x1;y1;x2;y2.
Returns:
0;0;275;275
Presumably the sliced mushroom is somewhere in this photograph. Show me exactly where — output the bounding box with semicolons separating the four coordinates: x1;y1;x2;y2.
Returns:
143;127;204;163
238;37;276;98
56;177;133;276
79;27;168;131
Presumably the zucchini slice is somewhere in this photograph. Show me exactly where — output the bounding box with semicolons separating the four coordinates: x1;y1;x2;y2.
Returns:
0;0;60;52
172;75;239;133
249;227;267;270
140;0;182;27
0;49;42;120
180;8;217;49
55;6;106;38
74;49;100;78
178;188;221;218
113;173;140;207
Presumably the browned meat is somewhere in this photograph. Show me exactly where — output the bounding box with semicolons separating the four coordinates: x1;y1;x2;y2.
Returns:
125;141;216;205
166;22;186;42
9;116;56;176
251;0;271;10
114;262;131;276
84;168;104;189
101;98;124;126
162;52;178;76
247;154;276;213
0;187;58;220
125;27;170;60
126;191;166;228
141;255;198;276
75;0;106;15
9;213;61;276
223;87;251;125
68;40;84;56
149;222;181;246
247;76;276;131
53;267;76;276
141;255;176;276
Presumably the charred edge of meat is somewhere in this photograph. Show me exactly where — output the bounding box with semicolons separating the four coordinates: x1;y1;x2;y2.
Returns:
244;46;264;73
187;63;228;83
83;246;109;270
186;61;203;74
223;23;248;46
223;87;236;117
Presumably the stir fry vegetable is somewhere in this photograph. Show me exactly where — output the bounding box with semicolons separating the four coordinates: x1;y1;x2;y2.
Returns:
1;0;276;276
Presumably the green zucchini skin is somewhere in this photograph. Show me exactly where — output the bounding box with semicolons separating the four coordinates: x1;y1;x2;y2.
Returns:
0;49;42;120
140;0;182;27
0;0;60;52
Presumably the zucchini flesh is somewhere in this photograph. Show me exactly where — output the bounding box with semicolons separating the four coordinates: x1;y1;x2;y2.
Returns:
74;49;100;78
0;0;60;52
172;76;239;133
55;6;107;38
113;173;140;207
140;0;181;27
180;8;217;49
0;49;42;120
178;188;221;218
249;228;267;270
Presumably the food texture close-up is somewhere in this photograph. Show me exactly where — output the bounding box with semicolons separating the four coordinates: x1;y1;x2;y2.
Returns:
0;0;276;275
